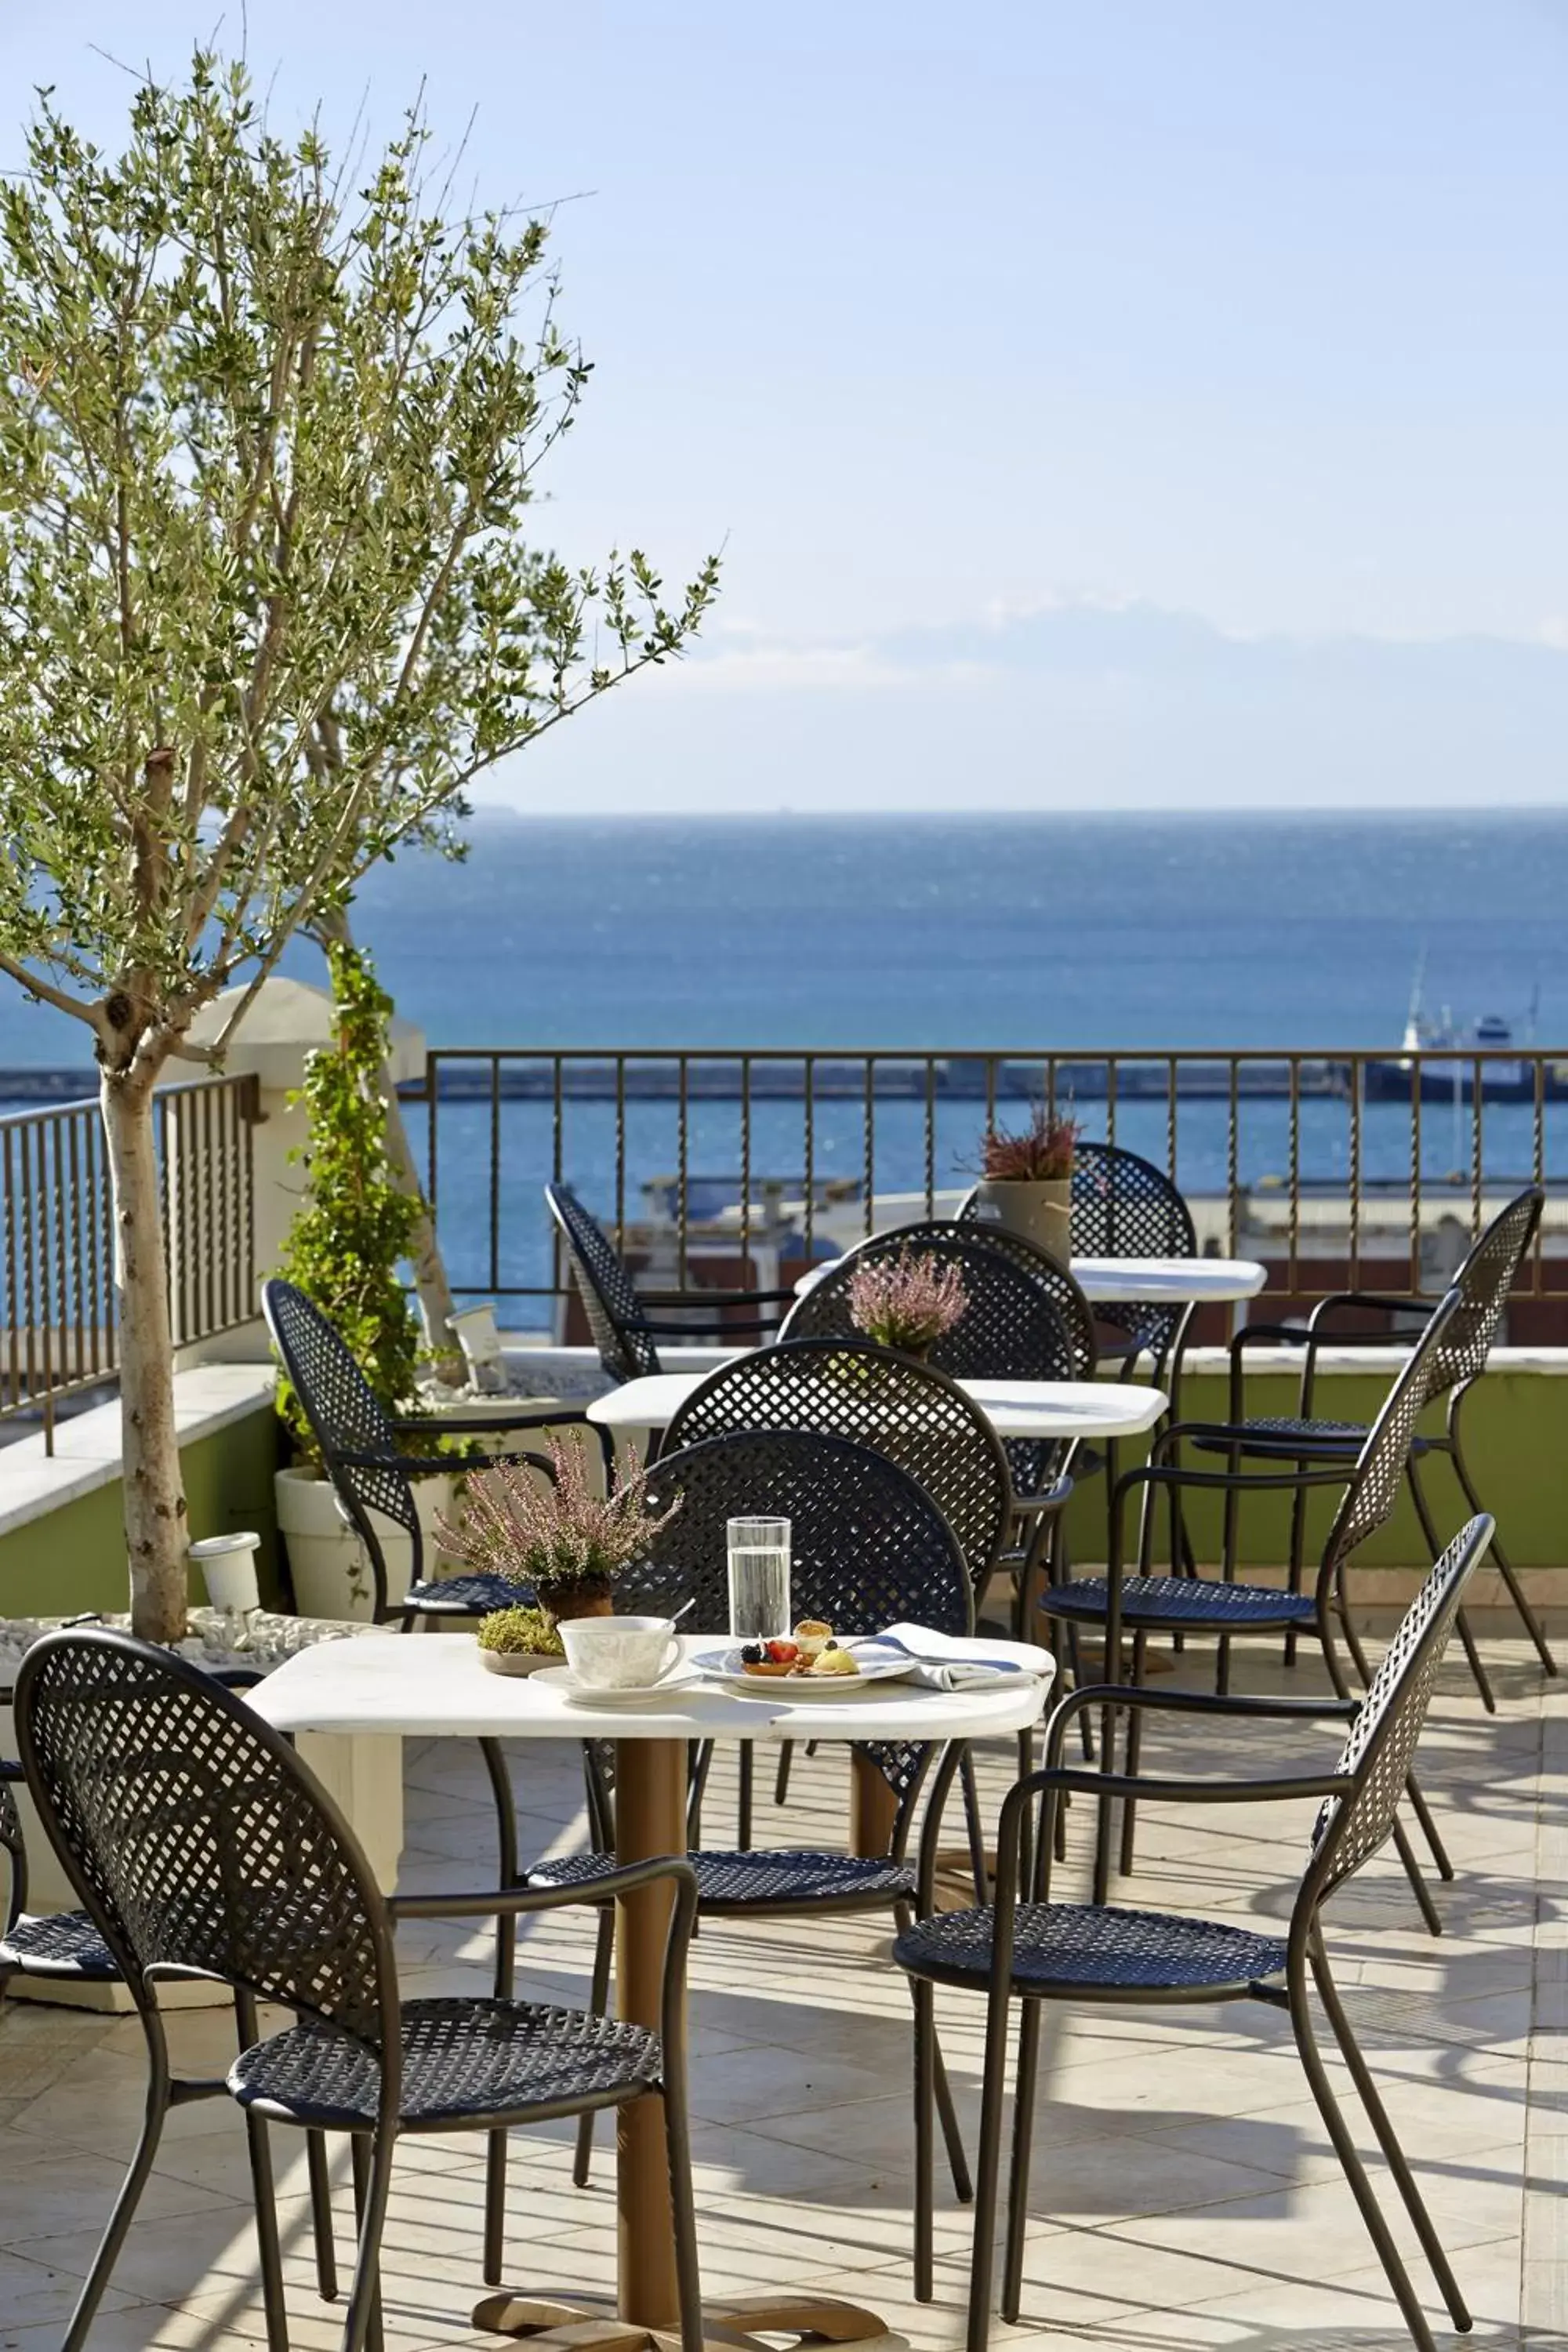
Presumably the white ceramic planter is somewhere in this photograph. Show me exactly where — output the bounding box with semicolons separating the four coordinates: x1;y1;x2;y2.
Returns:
969;1176;1072;1266
188;1530;262;1615
447;1300;507;1393
275;1465;453;1622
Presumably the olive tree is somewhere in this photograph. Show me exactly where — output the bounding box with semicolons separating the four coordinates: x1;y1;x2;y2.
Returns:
0;56;719;1639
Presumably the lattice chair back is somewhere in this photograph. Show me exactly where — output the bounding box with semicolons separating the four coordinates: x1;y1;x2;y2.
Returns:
664;1336;1011;1592
14;1630;394;2051
1304;1515;1492;1911
1317;1287;1463;1603
963;1142;1196;1365
545;1184;659;1384
782;1225;1082;1493
630;1427;972;1835
1422;1186;1544;1403
0;1769;25;1935
786;1221;1096;1376
263;1279;418;1615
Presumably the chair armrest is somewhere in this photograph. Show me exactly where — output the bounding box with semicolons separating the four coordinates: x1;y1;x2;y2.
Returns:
640;1316;777;1338
388;1851;697;1924
392;1407;591;1436
640;1287;797;1308
335;1447;554;1479
1307;1290;1436;1333
1010;1475;1074;1519
1044;1678;1358;1760
1026;1762;1356;1807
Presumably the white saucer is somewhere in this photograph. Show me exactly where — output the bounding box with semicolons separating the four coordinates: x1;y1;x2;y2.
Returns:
532;1664;695;1708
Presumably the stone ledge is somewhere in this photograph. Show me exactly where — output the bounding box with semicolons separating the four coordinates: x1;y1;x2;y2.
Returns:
0;1362;277;1541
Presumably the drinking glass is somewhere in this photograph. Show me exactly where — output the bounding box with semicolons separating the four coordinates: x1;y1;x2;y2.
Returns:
727;1515;792;1641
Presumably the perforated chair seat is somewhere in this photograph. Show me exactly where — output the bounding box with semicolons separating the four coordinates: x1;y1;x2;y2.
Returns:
230;1995;663;2131
0;1908;118;1979
528;1847;916;1909
1191;1416;1434;1462
1039;1573;1317;1628
403;1572;530;1618
894;1900;1288;1999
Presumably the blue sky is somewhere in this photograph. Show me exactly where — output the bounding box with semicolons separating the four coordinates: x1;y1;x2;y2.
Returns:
8;2;1568;810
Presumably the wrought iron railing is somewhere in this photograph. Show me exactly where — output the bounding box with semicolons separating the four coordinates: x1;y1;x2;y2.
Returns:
412;1045;1568;1327
0;1073;260;1447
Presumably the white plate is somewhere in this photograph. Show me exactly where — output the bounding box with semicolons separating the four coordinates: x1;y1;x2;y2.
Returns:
531;1664;696;1708
687;1639;916;1696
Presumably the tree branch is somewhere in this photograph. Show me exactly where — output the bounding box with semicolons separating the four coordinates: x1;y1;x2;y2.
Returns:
0;953;100;1028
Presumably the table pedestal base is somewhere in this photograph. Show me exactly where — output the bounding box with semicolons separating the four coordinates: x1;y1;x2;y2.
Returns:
472;2286;891;2350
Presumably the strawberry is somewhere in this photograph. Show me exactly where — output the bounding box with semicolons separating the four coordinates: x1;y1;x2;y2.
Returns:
764;1639;799;1664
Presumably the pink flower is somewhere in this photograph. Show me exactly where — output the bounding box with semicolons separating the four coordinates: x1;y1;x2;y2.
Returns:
847;1246;968;1355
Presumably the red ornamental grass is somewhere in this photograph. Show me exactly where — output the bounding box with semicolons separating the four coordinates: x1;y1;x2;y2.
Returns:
847;1246;969;1355
977;1106;1080;1181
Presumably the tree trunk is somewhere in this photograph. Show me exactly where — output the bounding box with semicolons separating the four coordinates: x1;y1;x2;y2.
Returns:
101;1067;188;1642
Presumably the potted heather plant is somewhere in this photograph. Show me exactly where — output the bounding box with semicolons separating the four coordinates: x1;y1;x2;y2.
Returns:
437;1433;681;1671
847;1247;969;1363
968;1107;1080;1263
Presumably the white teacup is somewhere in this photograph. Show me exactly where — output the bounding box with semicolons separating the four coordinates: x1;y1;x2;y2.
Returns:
559;1614;681;1691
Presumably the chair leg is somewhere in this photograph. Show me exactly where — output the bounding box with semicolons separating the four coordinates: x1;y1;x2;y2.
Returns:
574;1904;616;2187
895;1901;971;2205
1286;1947;1439;2352
307;2130;339;2300
960;1747;989;1905
480;1737;520;2285
1308;1932;1471;2329
773;1742;793;1806
1390;1817;1444;1939
235;1989;290;2352
964;1973;1015;2352
660;2081;705;2352
737;1742;754;1849
1406;1457;1494;1713
348;2131;392;2352
60;2045;171;2352
912;1974;937;2301
1117;1632;1148;1880
1001;2000;1042;2324
1448;1423;1556;1672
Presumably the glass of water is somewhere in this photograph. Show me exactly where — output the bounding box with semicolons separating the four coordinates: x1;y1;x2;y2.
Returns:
727;1515;792;1641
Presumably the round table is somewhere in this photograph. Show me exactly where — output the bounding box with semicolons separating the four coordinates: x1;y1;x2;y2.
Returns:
249;1629;1053;2351
586;1370;1168;1445
793;1251;1268;1305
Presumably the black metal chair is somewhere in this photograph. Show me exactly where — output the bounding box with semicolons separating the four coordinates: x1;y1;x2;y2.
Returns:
664;1335;1016;1863
546;1181;796;1384
1202;1185;1554;1707
521;1426;981;2212
13;1628;702;2352
894;1513;1494;2352
2;1687;344;2305
1037;1289;1467;1927
263;1276;589;1628
964;1138;1199;1392
666;1336;1012;1606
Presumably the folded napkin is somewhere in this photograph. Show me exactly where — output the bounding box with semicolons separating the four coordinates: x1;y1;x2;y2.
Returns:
854;1623;1054;1692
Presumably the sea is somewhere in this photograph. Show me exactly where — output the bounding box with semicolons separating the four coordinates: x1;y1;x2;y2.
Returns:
2;810;1565;1315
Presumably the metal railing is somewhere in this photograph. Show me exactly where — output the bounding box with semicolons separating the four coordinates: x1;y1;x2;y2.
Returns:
412;1044;1568;1325
0;1073;260;1448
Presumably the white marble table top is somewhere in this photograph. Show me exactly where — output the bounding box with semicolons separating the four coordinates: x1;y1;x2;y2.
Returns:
586;1370;1167;1442
247;1628;1054;1745
792;1251;1267;1305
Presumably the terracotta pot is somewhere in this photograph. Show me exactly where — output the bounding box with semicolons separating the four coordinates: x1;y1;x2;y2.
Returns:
969;1176;1071;1266
545;1584;615;1623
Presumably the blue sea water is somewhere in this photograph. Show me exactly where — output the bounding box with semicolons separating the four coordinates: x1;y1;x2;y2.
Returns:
1;808;1563;1062
2;810;1564;1315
